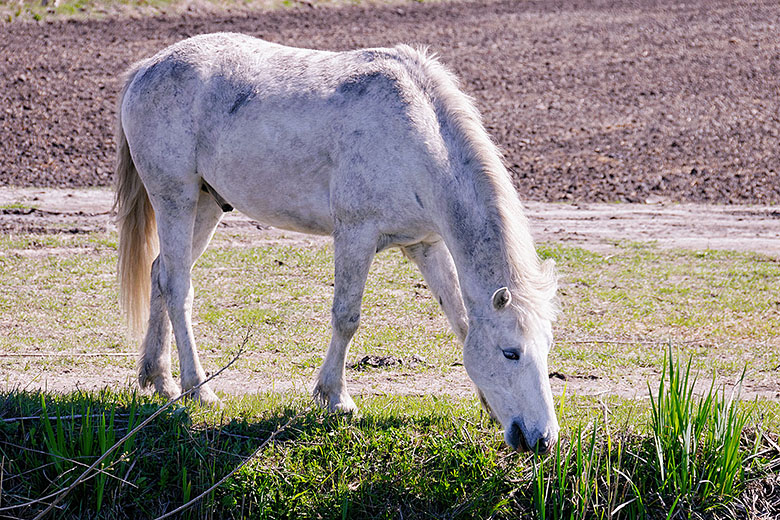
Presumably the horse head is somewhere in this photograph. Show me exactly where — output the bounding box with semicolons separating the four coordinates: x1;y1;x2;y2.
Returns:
463;286;559;454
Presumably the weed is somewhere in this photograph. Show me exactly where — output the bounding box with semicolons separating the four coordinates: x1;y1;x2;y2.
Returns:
529;346;766;519
648;345;753;513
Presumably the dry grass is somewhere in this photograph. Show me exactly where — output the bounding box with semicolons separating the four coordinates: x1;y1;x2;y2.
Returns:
1;229;779;401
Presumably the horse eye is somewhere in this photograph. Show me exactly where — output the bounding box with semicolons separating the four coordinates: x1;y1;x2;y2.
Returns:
502;349;520;361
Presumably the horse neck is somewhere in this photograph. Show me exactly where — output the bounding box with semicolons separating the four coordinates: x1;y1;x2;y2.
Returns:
437;163;533;316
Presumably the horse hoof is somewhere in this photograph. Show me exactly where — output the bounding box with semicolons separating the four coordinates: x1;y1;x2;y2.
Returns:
324;401;360;420
313;385;358;416
191;385;223;408
155;378;181;400
332;400;359;417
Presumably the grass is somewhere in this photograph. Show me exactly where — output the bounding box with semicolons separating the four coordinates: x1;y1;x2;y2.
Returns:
1;231;779;384
0;351;778;519
539;243;780;377
0;202;37;211
1;228;780;517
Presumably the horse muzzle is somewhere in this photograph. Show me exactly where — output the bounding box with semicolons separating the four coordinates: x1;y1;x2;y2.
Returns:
506;420;557;455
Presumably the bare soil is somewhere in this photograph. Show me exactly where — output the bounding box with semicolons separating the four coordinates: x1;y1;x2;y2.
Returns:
3;187;780;257
2;0;779;401
1;0;779;204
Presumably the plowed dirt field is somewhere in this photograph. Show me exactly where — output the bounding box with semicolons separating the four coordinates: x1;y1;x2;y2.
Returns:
2;0;779;203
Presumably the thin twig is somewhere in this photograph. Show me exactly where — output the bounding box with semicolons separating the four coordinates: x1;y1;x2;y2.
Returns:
29;333;248;520
2;513;34;520
0;458;121;513
0;352;224;359
1;208;111;217
565;338;702;346
568;339;664;345
153;407;309;520
2;413;134;424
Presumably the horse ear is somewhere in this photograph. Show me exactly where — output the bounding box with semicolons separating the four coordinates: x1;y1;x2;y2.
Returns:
492;287;512;310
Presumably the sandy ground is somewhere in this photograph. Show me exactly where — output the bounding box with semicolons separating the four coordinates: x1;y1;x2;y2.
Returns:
2;187;779;401
3;187;780;256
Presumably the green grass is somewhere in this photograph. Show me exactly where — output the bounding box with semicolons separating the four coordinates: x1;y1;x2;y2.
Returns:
539;243;780;376
1;354;778;519
647;350;750;510
0;0;432;23
1;230;780;517
0;201;36;211
2;232;778;382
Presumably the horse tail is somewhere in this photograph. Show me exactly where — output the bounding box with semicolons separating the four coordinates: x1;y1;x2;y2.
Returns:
113;66;158;339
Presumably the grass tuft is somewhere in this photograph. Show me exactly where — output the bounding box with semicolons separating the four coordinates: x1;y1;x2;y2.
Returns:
1;378;778;519
529;346;768;519
647;345;754;514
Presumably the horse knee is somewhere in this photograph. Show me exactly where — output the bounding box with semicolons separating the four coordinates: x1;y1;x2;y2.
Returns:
332;303;360;338
157;262;192;311
150;256;163;291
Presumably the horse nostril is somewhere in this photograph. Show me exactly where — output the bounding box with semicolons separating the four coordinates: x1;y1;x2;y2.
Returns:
535;434;556;455
508;422;529;452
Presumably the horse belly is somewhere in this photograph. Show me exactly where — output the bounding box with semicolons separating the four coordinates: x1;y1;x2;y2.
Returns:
212;171;334;236
204;133;335;236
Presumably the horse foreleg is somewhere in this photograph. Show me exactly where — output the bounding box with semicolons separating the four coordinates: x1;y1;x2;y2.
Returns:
313;227;378;414
402;240;468;343
404;241;501;422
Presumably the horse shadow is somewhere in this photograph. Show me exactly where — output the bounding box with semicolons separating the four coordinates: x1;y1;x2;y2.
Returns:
0;389;502;519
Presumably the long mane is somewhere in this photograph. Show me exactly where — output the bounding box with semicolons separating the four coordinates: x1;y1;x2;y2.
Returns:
393;45;558;325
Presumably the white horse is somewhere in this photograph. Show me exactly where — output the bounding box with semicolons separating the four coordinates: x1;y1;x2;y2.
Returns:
114;33;559;453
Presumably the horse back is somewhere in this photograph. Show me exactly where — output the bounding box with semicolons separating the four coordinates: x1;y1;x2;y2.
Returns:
122;34;445;238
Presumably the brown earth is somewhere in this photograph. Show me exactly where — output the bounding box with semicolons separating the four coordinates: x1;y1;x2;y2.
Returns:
1;0;779;204
1;0;779;401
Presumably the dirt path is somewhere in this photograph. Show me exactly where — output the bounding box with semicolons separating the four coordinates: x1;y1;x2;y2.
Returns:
526;201;780;258
3;187;779;257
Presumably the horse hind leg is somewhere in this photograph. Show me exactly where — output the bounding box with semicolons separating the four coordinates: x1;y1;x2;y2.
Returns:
138;255;178;398
139;190;223;400
141;186;223;404
313;226;379;414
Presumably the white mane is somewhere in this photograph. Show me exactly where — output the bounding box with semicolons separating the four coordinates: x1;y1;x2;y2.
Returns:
391;45;558;325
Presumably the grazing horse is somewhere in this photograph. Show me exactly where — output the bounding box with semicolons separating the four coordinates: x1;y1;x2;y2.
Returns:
114;33;559;453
